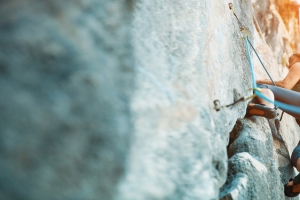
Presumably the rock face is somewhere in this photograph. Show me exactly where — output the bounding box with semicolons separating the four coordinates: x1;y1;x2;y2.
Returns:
0;1;134;200
220;118;286;200
117;0;253;199
0;0;300;200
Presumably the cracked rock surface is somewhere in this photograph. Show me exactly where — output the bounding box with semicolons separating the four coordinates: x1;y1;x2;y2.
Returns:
1;0;300;199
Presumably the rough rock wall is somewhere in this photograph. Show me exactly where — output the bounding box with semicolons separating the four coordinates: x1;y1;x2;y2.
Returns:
117;0;254;199
252;0;291;63
220;118;284;200
220;1;300;200
1;0;300;200
0;1;134;200
273;0;300;52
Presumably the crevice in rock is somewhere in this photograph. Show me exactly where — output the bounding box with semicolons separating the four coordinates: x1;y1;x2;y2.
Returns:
268;118;295;184
220;117;291;199
227;119;243;159
220;119;247;200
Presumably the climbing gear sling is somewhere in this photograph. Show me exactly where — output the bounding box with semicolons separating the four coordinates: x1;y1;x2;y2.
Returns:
214;3;276;111
214;3;300;127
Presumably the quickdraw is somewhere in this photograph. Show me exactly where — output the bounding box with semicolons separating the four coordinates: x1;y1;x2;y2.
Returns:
214;2;276;112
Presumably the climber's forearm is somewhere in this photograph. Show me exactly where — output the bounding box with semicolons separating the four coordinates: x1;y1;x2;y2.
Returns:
256;79;287;88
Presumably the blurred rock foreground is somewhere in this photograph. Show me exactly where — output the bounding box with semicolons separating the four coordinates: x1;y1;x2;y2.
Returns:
1;0;300;199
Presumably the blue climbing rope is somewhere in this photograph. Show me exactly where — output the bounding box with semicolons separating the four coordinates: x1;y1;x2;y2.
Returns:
247;38;276;86
214;2;300;115
244;34;300;114
244;35;257;89
255;90;300;114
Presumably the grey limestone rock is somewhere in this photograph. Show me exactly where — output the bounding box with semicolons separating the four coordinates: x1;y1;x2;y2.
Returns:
1;0;300;199
221;118;286;200
0;0;133;200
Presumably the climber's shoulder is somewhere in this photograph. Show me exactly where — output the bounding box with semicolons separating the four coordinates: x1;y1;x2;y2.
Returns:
291;62;300;69
289;62;300;75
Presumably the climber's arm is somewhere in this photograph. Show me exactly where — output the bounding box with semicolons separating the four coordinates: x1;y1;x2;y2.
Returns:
256;63;300;89
281;63;300;89
256;79;289;88
256;79;279;86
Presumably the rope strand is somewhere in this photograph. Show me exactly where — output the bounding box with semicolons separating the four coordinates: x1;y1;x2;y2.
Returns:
247;38;276;86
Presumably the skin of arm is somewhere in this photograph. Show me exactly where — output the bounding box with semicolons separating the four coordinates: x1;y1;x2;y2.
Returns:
256;63;300;89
